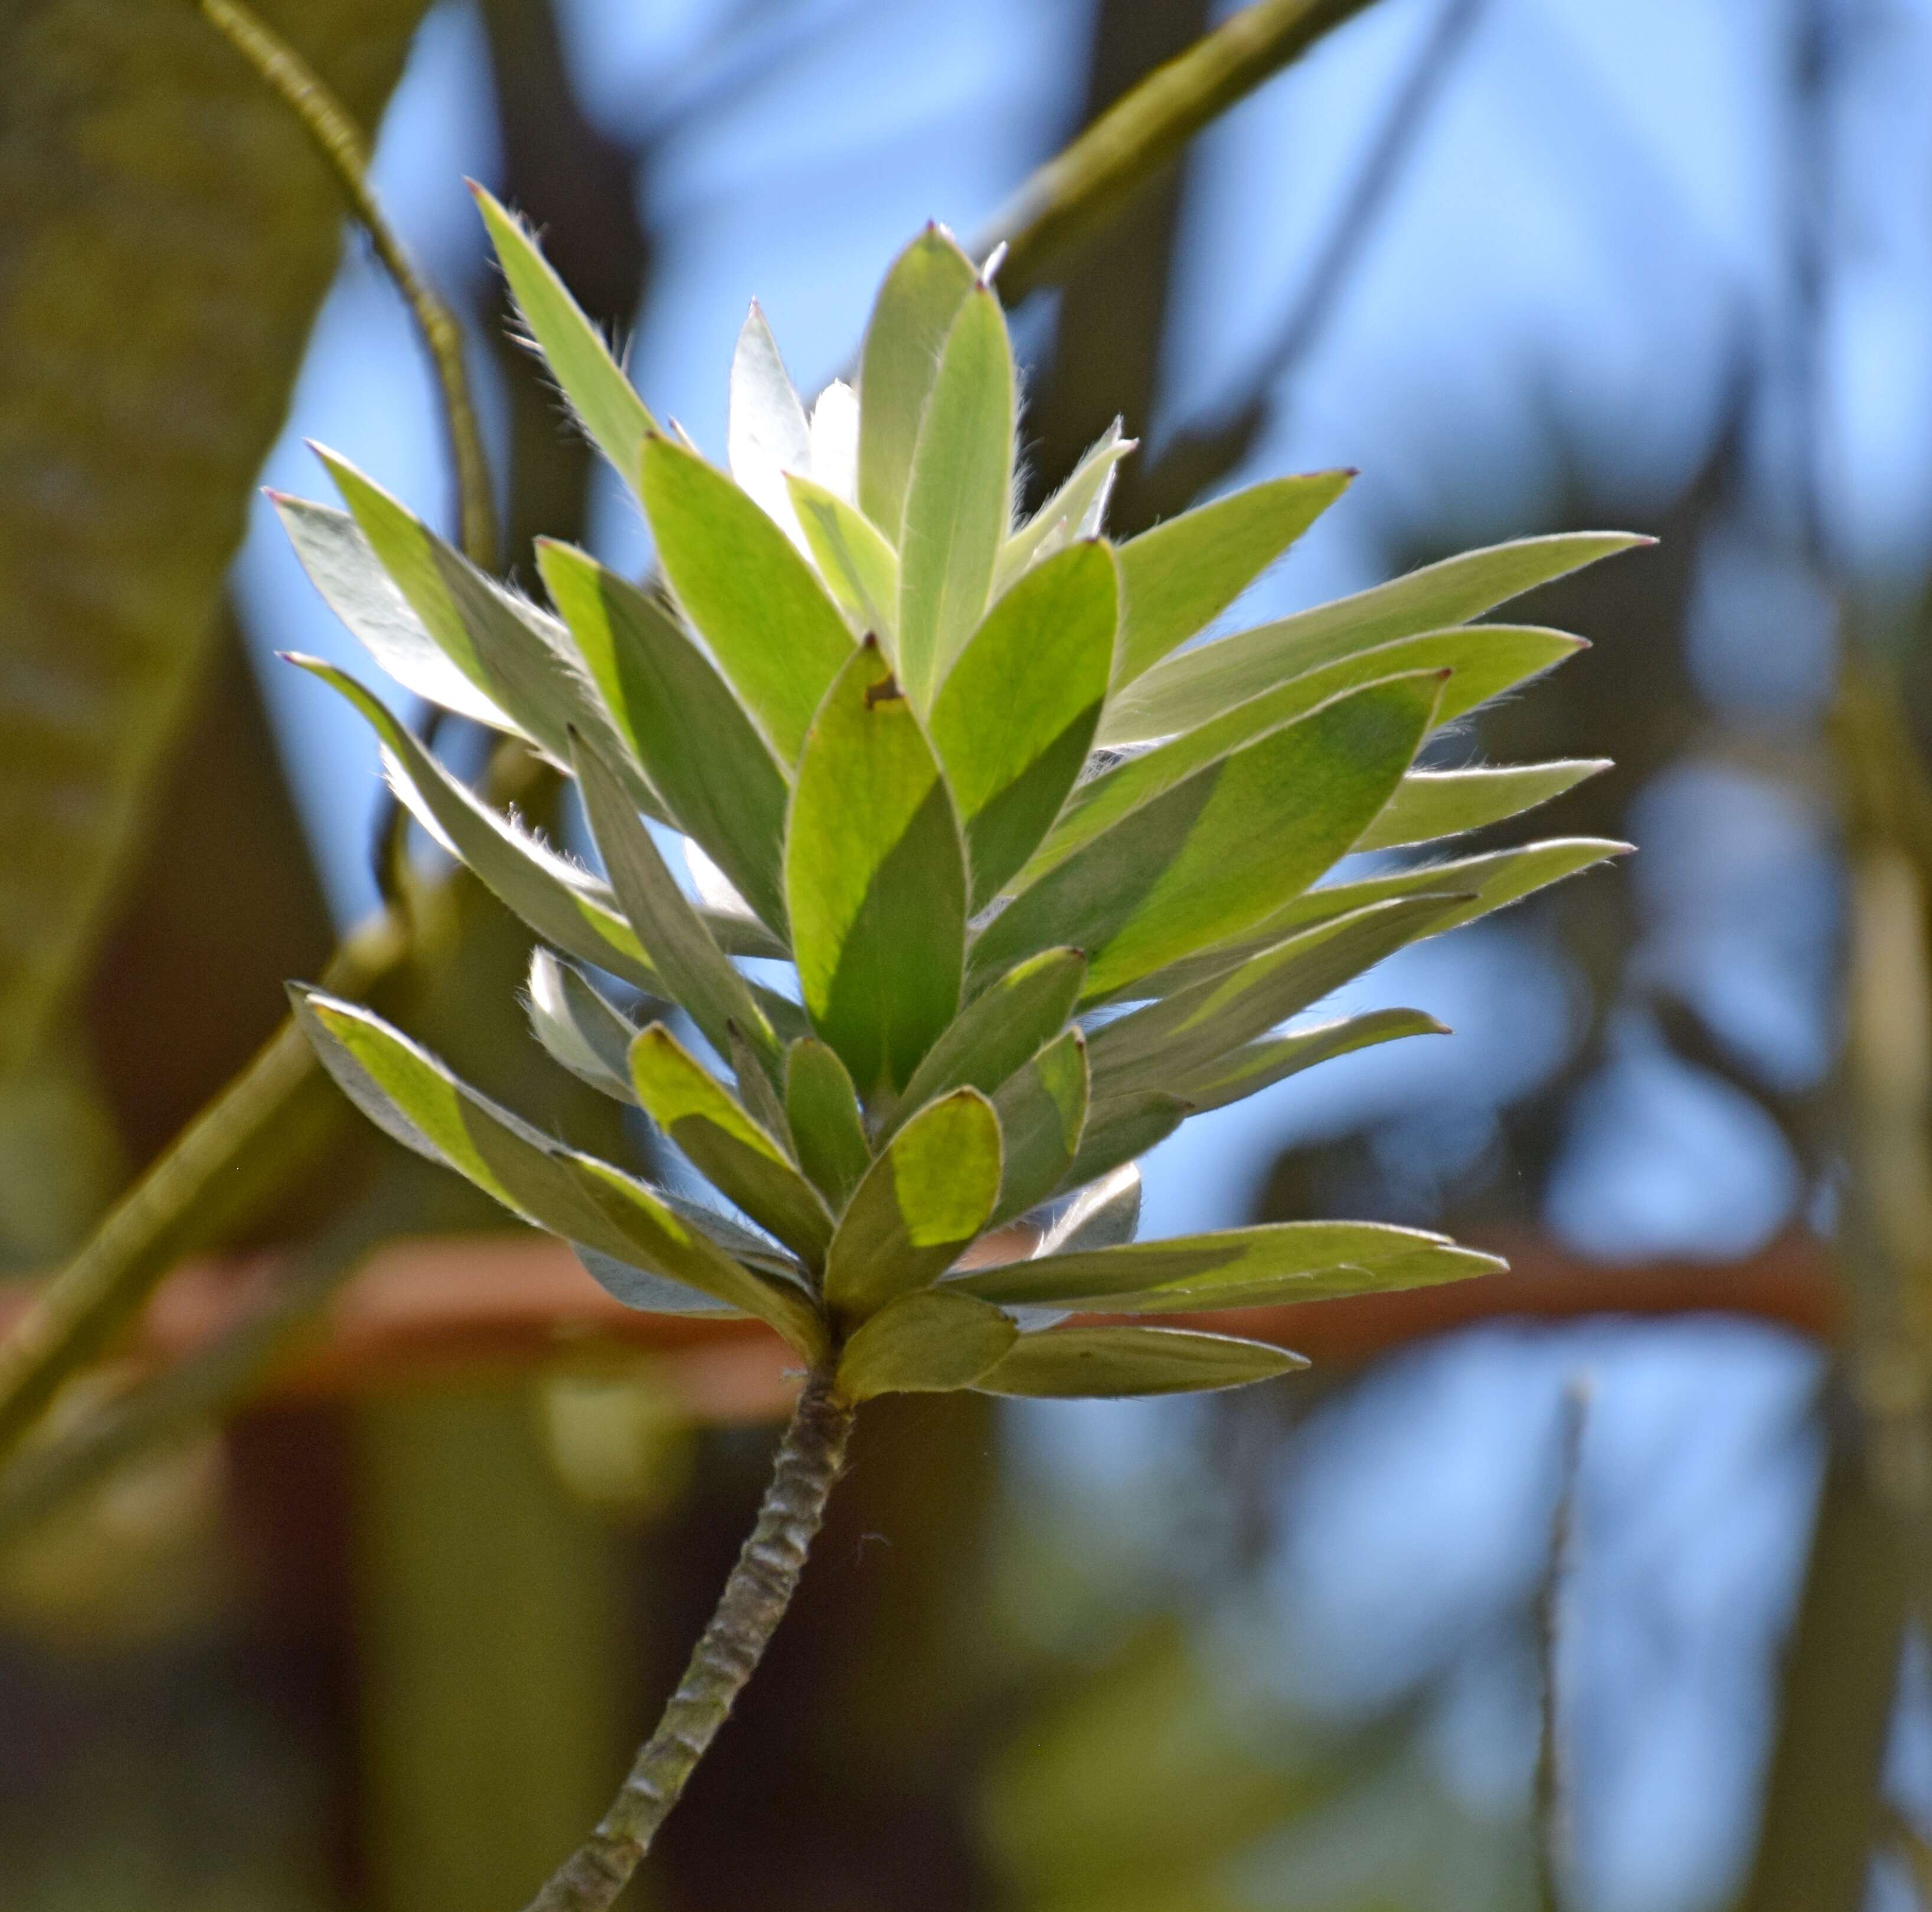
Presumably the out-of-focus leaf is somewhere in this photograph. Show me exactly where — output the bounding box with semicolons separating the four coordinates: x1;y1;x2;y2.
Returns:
1062;1093;1189;1195
977;1326;1304;1398
786;640;967;1099
1038;625;1584;878
787;473;900;640
929;541;1117;907
313;447;656;810
727;299;813;542
897;287;1016;705
784;1037;872;1211
973;674;1444;1001
628;1025;832;1267
525;949;642;1103
0;0;428;1081
998;420;1132;588
573;735;777;1069
292;657;655;988
954;1220;1501;1310
1103;531;1648;743
1088;894;1467;1091
823;1089;1001;1320
1039;1163;1142;1255
885;946;1086;1140
1175;1008;1449;1114
292;990;820;1352
857;224;978;539
274;496;518;730
474;184;655;486
990;1029;1089;1227
1114;470;1353;685
1356;759;1610;852
640;433;854;763
537;540;790;933
835;1289;1018;1400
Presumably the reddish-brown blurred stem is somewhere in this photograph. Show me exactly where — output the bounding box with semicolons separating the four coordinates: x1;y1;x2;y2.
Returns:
522;1366;854;1912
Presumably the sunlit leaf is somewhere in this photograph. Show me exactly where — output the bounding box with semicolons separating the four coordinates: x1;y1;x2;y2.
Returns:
786;640;967;1099
1173;1007;1449;1115
274;495;519;731
727;299;813;542
896;286;1016;705
976;1326;1305;1398
537;540;790;933
787;472;900;639
857;224;978;539
292;989;820;1353
929;541;1117;907
973;673;1444;1001
525;949;643;1103
1103;531;1648;743
835;1290;1018;1400
997;420;1132;589
884;946;1084;1142
1356;760;1610;852
1038;626;1585;880
1114;469;1353;685
784;1037;873;1212
629;1024;833;1266
640;433;854;762
822;1088;1001;1321
475;184;655;488
953;1219;1502;1312
573;734;778;1070
989;1028;1088;1228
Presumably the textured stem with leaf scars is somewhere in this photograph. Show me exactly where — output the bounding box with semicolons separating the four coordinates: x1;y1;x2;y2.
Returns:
522;1369;854;1912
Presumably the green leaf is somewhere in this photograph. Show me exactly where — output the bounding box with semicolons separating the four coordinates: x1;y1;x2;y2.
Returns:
640;433;854;763
784;1037;873;1212
857;224;978;540
1114;470;1353;686
728;1021;792;1146
1175;1008;1449;1114
1103;531;1648;743
976;1326;1304;1398
293;988;821;1354
822;1088;1002;1321
537;540;790;933
973;672;1445;1001
786;472;901;640
727;299;813;538
573;733;778;1069
290;657;655;989
629;1024;834;1267
990;1029;1089;1228
313;448;656;812
953;1220;1502;1312
474;184;655;488
525;949;643;1103
1038;625;1585;880
884;946;1086;1142
1088;894;1468;1094
1062;1093;1190;1195
274;496;519;731
929;541;1118;907
896;286;1016;705
835;1290;1018;1400
786;640;967;1099
997;420;1132;589
1357;760;1610;852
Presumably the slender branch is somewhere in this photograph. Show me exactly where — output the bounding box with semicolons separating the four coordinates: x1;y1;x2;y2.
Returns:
198;0;498;571
1533;1382;1587;1912
979;0;1380;303
523;1367;854;1912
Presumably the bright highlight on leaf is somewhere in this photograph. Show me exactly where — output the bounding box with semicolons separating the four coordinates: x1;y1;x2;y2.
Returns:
282;205;1638;1404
